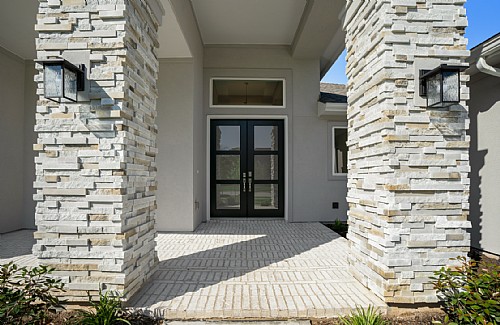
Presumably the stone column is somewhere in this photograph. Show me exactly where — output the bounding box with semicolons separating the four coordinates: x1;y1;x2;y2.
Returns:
344;0;470;304
33;0;163;302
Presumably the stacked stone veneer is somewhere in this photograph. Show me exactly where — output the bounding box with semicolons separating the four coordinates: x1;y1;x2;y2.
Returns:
344;0;470;303
33;0;162;302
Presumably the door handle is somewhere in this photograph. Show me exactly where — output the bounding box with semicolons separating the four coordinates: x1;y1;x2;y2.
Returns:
248;171;253;192
242;172;247;192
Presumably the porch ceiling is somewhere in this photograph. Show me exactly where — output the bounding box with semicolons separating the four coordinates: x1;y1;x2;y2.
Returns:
190;0;307;46
0;0;346;75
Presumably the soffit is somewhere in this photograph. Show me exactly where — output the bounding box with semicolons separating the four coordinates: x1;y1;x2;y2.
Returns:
190;0;307;45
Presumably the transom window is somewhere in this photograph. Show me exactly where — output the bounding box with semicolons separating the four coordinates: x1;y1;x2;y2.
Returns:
210;78;285;108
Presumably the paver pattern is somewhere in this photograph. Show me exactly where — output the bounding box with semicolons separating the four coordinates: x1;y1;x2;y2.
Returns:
0;229;37;267
130;220;386;319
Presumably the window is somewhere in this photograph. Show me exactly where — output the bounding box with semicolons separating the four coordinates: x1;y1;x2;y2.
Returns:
331;126;348;176
210;78;285;108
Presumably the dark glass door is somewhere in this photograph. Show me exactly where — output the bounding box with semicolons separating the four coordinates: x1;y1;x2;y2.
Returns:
210;120;284;218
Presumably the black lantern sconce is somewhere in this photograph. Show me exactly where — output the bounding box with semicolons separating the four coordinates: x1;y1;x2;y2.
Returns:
419;64;466;108
40;59;85;103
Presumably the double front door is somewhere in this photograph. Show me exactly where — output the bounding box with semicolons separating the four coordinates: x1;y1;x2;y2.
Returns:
210;120;285;218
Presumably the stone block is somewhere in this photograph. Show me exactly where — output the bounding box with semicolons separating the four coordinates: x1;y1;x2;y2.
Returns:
43;188;86;196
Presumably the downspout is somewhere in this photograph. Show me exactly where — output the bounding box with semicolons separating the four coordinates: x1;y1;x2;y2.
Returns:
477;56;500;78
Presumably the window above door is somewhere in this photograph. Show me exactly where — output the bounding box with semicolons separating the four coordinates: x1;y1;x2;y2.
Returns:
210;78;286;108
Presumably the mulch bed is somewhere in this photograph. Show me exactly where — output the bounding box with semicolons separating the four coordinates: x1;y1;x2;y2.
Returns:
48;310;163;325
312;310;445;325
48;310;444;325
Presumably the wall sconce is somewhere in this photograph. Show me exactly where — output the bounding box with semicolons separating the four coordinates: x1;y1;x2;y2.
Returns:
419;64;466;108
40;59;85;103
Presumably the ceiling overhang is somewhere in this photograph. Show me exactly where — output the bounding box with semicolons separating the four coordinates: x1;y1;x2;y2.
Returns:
190;0;307;46
158;0;192;59
291;0;346;77
0;0;347;71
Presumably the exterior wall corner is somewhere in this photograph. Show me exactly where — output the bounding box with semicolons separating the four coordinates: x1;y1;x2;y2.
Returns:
344;0;470;304
33;0;162;302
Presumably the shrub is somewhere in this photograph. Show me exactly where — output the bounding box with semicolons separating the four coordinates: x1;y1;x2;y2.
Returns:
325;219;349;237
432;256;500;325
340;305;387;325
77;290;130;325
0;261;65;324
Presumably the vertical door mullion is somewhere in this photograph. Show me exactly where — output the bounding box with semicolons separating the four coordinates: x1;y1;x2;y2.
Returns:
247;121;254;218
241;121;248;217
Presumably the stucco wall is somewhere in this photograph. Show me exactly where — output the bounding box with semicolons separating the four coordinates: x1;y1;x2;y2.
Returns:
23;61;37;229
156;61;195;231
155;0;204;232
292;60;348;222
0;48;26;233
203;46;348;222
469;68;500;256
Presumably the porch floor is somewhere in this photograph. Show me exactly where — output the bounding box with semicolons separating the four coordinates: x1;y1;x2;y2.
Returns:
0;221;387;319
129;220;386;319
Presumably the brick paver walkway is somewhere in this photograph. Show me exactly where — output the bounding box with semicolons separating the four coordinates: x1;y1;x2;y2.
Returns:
130;220;386;319
0;229;37;267
0;221;386;319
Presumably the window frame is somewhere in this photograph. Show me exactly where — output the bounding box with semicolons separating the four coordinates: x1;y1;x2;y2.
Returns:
328;122;348;180
209;77;286;109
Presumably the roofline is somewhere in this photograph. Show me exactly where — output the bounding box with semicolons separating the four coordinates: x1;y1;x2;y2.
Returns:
469;33;500;63
467;33;500;77
470;32;500;52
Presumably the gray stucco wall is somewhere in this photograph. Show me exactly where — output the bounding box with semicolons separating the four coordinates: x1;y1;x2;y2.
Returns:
156;0;204;232
203;47;348;222
156;61;196;231
23;61;37;230
0;48;26;233
469;67;500;256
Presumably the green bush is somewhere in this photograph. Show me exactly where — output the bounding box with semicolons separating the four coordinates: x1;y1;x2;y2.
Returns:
325;219;349;237
432;256;500;325
340;305;387;325
77;290;130;325
0;261;65;324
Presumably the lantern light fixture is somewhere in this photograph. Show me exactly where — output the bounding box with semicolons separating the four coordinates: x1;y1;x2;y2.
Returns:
419;64;467;108
39;58;85;103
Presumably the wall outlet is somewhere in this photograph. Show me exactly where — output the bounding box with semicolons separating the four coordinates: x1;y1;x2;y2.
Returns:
332;202;339;209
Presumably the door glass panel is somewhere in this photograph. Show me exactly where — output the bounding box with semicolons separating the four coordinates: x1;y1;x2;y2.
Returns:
216;126;240;151
216;184;240;209
254;126;278;151
254;184;279;210
216;155;240;180
254;155;278;180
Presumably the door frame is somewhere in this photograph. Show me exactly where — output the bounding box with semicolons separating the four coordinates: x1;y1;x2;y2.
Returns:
206;115;288;221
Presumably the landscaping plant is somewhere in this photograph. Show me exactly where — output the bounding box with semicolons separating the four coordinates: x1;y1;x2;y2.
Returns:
339;305;387;325
0;261;65;324
325;219;349;238
77;289;131;325
432;256;500;325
